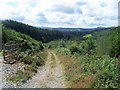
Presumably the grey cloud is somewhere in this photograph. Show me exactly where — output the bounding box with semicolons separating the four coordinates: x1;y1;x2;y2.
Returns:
36;12;48;23
50;22;75;26
108;16;117;20
90;23;105;26
36;12;45;17
94;17;103;21
37;17;48;23
75;8;82;14
10;12;25;21
12;16;25;21
13;16;25;21
88;13;95;17
76;2;88;6
51;5;82;14
87;11;96;17
51;5;74;14
95;16;117;21
60;21;75;25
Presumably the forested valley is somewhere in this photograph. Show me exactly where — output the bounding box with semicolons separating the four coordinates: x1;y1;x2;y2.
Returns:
1;20;120;88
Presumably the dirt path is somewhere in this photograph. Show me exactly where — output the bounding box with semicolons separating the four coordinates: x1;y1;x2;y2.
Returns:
21;51;66;88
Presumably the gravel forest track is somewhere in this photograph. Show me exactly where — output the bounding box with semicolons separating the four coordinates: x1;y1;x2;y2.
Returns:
21;50;66;88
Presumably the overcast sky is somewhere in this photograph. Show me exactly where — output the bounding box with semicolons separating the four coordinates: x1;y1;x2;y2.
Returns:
0;0;119;28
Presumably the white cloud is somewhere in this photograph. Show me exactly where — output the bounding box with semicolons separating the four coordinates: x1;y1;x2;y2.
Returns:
0;0;119;28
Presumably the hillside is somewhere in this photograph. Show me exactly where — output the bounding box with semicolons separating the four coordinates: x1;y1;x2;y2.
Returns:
2;26;47;86
47;26;119;88
93;27;120;56
1;20;120;88
2;20;90;42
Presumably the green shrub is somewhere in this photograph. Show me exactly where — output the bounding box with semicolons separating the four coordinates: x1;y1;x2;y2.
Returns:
33;56;44;66
110;28;120;57
7;69;33;83
21;41;32;52
18;52;26;59
32;62;38;69
21;55;33;65
24;66;37;73
56;47;71;55
94;56;118;88
70;46;81;54
80;39;95;54
78;55;118;88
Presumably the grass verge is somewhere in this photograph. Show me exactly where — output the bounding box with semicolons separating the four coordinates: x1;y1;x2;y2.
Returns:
56;51;118;88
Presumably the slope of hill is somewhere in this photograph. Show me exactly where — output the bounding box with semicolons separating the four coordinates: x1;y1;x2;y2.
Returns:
93;26;120;56
2;20;91;42
47;26;119;88
2;20;63;43
2;26;47;85
2;19;120;88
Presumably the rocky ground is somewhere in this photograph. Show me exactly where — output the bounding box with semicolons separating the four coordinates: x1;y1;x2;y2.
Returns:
1;51;66;88
2;62;25;88
0;52;25;88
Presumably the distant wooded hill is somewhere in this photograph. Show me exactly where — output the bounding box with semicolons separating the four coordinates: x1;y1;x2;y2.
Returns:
42;27;116;32
2;20;90;43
